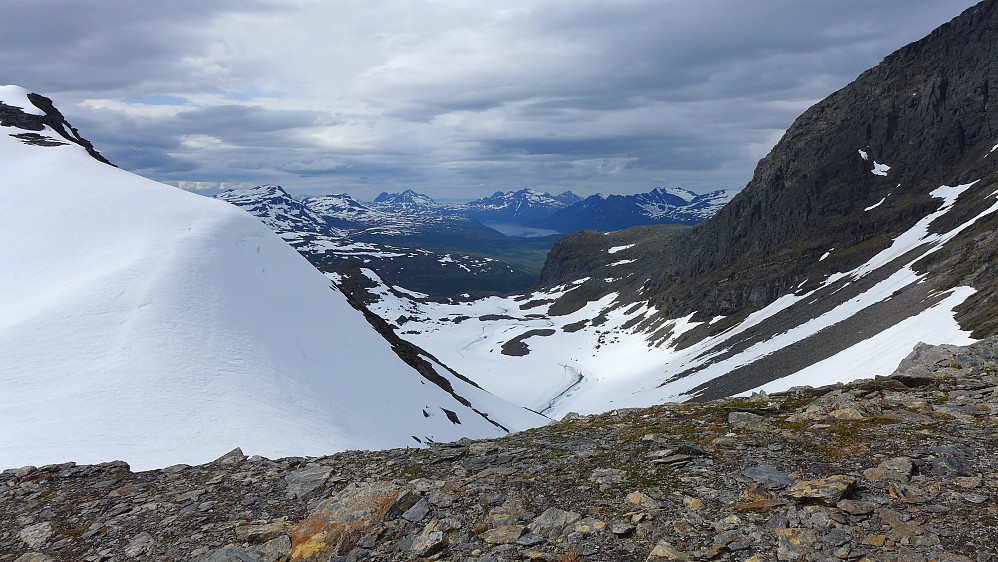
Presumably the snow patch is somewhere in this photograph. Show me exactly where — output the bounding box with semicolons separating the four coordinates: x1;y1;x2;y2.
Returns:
865;197;886;211
872;162;891;176
394;286;429;299
819;249;833;261
0;85;45;115
858;149;869;161
608;244;635;254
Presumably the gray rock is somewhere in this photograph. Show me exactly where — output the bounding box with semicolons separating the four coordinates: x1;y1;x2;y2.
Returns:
18;522;53;549
516;532;546;546
283;464;333;499
647;539;690;561
195;546;270;562
864;457;915;482
481;524;525;544
14;555;55;562
214;447;245;464
254;535;292;561
402;497;430;522
589;468;626;484
410;530;445;557
777;528;817;560
461;454;515;473
124;531;155;557
743;465;798;490
527;507;582;538
234;521;292;543
728;411;773;431
931;456;974;477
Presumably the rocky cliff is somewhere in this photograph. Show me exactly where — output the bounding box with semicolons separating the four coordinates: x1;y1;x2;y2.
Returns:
2;340;996;561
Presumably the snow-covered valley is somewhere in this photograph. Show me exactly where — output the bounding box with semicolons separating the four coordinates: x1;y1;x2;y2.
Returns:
347;170;996;418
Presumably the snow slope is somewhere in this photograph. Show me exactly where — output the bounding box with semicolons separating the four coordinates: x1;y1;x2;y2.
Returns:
0;87;544;471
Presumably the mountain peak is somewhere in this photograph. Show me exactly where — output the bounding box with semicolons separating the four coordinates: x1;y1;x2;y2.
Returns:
373;189;436;208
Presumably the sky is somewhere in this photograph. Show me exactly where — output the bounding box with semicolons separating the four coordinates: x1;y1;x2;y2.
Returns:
0;0;981;201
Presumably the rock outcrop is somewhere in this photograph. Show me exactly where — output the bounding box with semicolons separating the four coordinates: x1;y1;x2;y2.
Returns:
0;92;113;166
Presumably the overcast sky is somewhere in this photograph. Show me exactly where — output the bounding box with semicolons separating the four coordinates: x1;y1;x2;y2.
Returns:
1;1;980;200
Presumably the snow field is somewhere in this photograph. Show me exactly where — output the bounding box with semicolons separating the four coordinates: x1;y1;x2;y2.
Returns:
0;94;544;470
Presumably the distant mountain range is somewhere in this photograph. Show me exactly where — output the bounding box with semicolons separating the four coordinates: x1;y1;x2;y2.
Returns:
215;184;731;297
532;187;735;232
458;188;582;224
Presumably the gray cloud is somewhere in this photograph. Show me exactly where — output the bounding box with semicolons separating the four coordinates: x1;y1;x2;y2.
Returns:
2;0;980;200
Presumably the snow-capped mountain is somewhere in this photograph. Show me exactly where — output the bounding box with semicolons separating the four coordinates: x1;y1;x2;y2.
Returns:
458;188;582;224
215;184;535;296
0;86;545;471
373;189;438;210
531;187;736;232
304;192;373;223
217;184;339;235
336;0;998;415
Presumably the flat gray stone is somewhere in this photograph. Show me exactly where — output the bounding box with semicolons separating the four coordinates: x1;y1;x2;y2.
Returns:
742;465;798;490
195;546;270;562
527;507;581;538
283;464;332;499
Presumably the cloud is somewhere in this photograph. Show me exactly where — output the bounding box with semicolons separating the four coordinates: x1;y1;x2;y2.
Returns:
1;0;980;200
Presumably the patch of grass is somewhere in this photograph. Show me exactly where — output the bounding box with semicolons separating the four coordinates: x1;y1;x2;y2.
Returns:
391;463;429;481
801;418;896;459
472;516;491;536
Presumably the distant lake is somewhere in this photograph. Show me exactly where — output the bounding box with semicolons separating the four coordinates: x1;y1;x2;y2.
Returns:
483;222;561;238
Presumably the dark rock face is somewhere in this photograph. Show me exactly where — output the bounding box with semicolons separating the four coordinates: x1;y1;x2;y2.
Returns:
0;93;113;166
539;0;998;331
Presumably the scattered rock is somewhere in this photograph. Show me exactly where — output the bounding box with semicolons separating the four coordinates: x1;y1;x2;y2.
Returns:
2;338;997;561
647;540;690;561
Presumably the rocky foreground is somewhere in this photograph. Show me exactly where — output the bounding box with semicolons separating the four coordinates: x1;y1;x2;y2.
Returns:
3;342;997;562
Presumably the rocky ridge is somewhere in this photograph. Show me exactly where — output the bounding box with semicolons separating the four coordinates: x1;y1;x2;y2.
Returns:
3;339;996;562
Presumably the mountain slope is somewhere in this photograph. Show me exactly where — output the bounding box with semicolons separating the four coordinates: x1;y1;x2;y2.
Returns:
528;0;998;396
0;86;545;470
216;184;339;235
